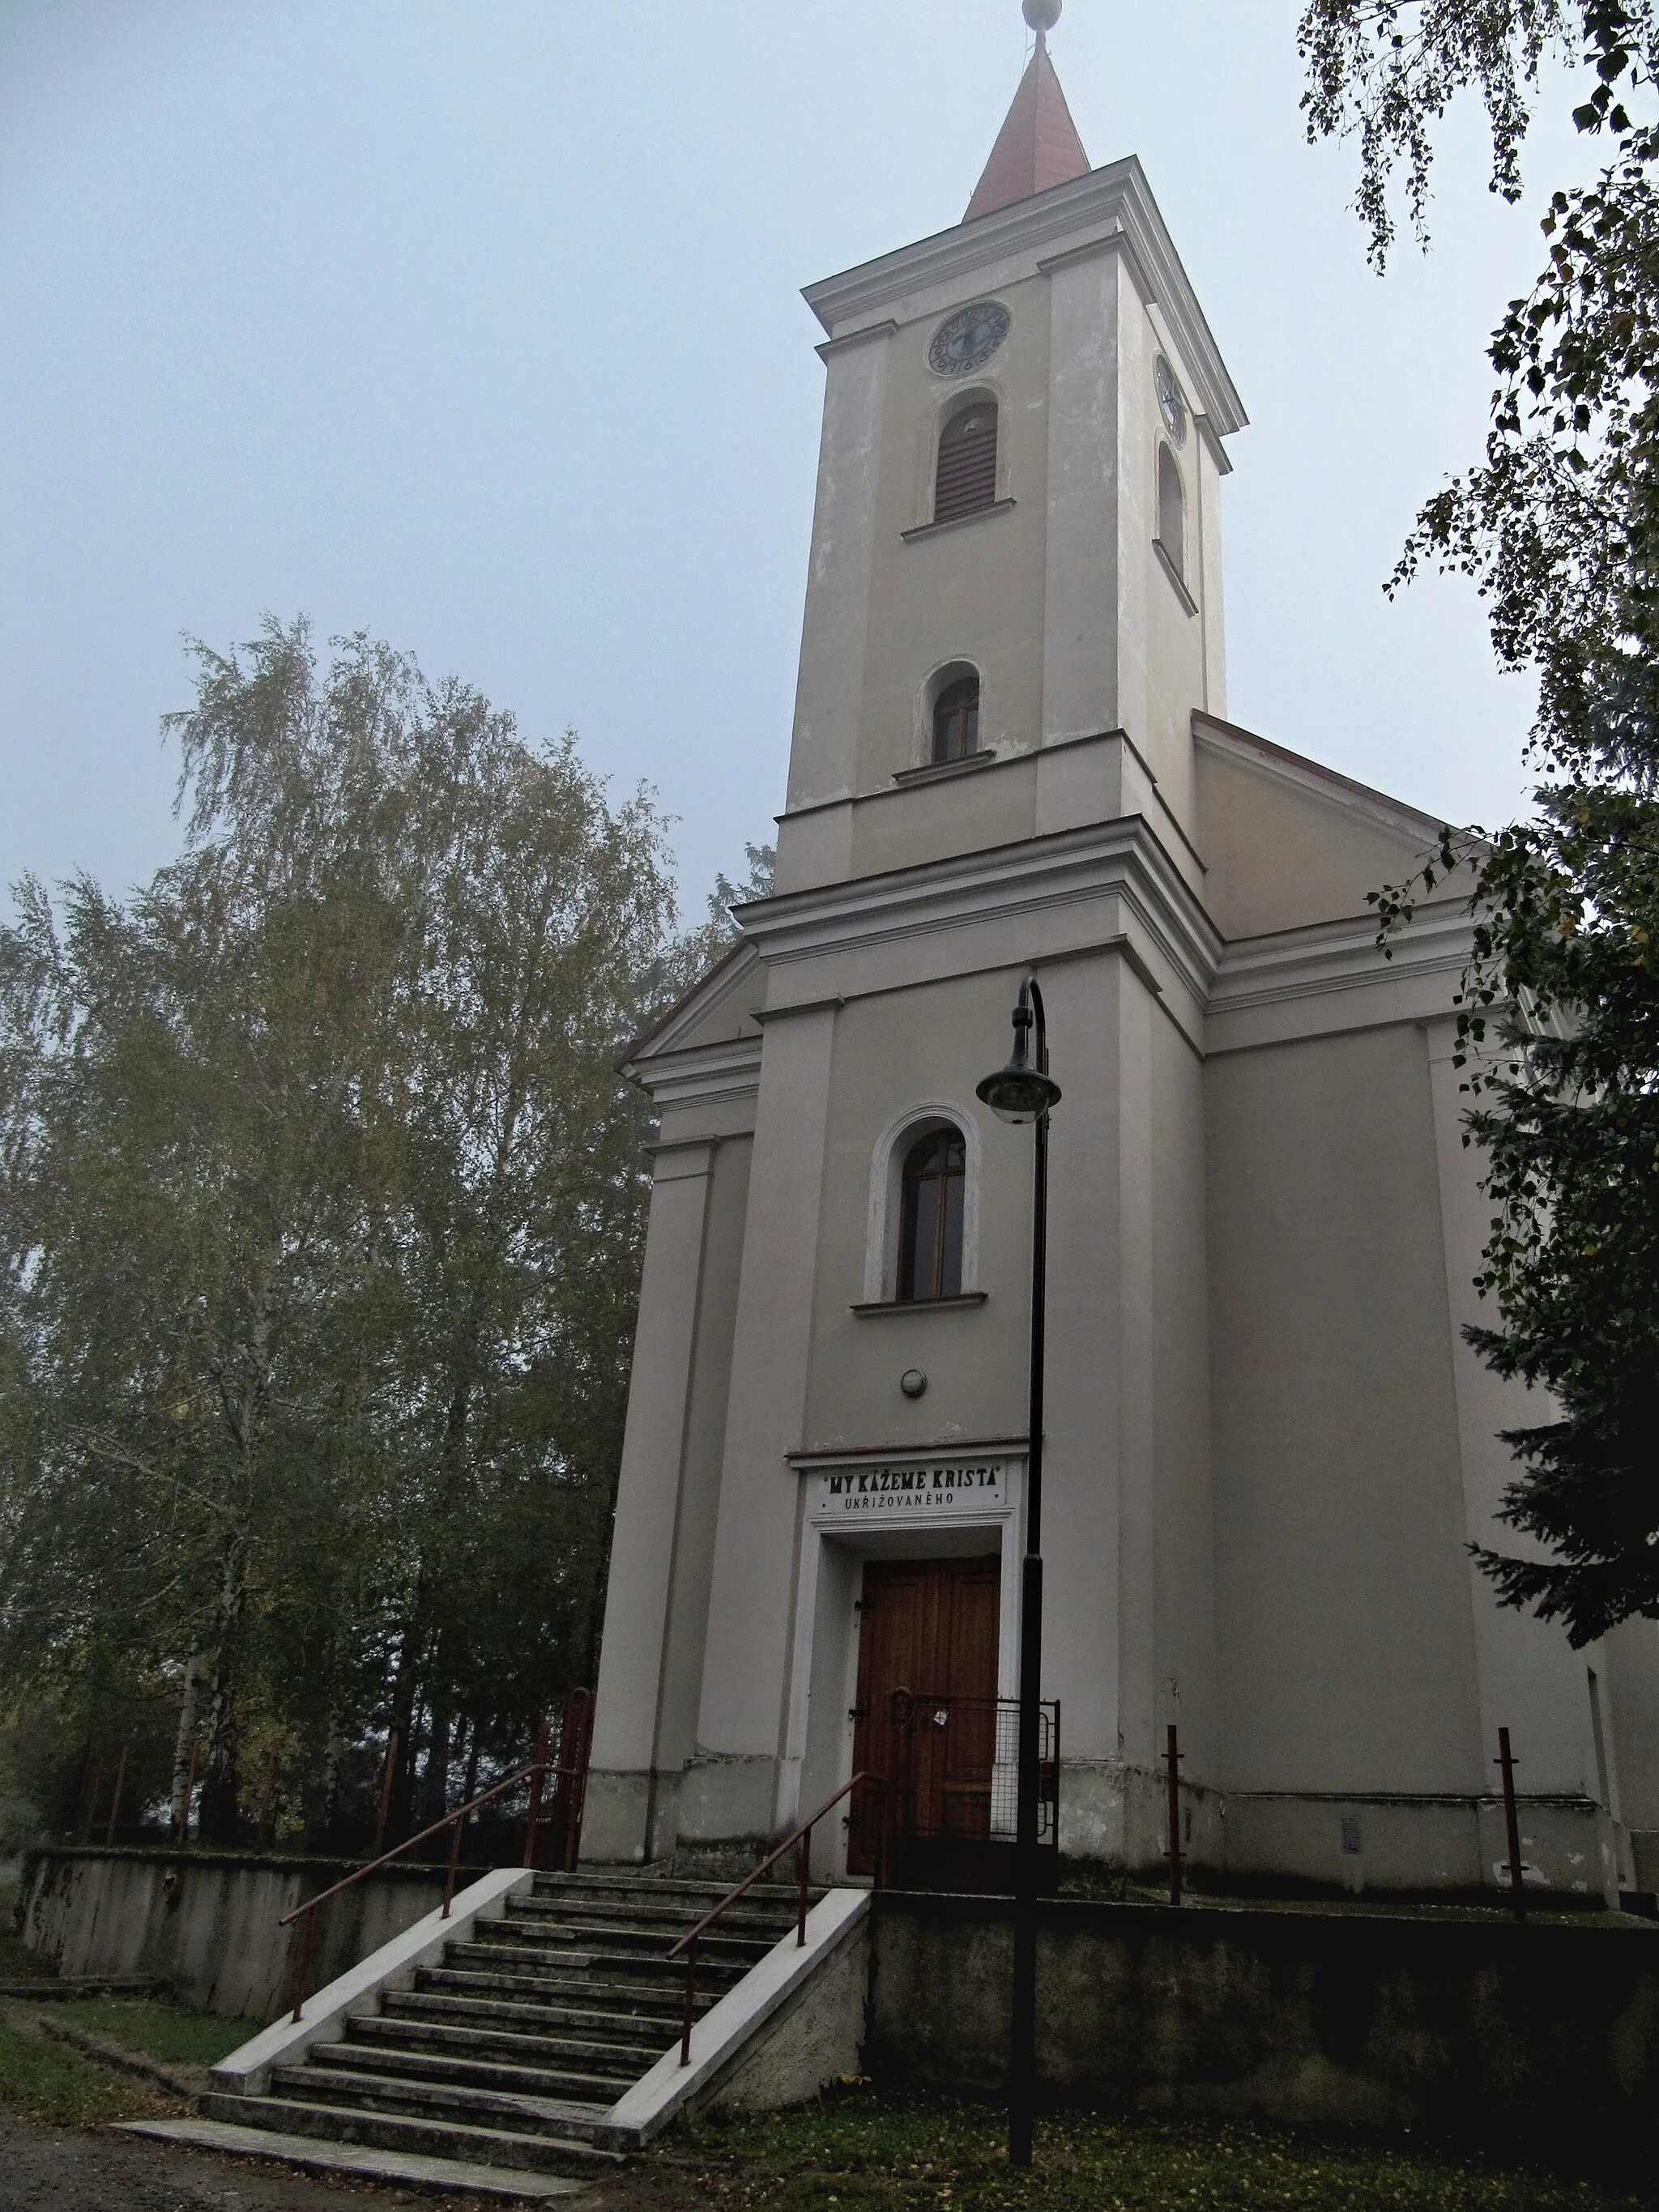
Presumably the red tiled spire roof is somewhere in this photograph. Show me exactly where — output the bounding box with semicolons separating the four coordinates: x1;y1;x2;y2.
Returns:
963;38;1091;224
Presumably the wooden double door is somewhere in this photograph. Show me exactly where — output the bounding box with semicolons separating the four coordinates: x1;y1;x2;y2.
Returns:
847;1554;1000;1879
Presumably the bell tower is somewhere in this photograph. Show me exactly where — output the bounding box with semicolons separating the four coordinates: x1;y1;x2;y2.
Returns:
776;0;1245;897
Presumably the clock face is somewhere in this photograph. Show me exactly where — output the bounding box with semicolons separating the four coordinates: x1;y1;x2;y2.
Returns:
928;300;1011;379
1155;355;1188;444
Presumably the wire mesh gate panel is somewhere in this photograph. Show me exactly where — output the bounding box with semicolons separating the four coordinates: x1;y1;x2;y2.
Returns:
863;1690;1059;1894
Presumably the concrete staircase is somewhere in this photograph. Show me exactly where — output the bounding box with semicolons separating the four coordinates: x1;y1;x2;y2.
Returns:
198;1870;816;2182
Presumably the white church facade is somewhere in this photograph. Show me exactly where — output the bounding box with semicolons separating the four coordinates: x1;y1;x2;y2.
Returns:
584;22;1659;1904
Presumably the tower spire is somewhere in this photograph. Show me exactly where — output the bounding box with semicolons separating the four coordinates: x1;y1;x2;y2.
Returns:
964;2;1090;224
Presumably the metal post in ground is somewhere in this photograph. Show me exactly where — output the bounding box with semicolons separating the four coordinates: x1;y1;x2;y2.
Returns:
977;975;1060;2176
373;1727;400;1856
1496;1727;1527;1920
522;1716;552;1869
443;1811;465;1916
1165;1724;1183;1907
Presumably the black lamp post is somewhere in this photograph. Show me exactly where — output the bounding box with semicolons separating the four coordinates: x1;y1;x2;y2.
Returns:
975;976;1060;2171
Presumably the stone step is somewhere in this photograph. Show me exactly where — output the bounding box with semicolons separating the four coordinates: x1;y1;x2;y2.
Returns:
450;1936;748;1988
403;1981;663;2026
383;1989;662;2060
416;1963;711;2019
346;2014;635;2095
531;1873;804;1905
119;2117;584;2202
198;2091;623;2177
302;2035;639;2121
493;1917;774;1963
510;1893;806;1934
274;2064;615;2143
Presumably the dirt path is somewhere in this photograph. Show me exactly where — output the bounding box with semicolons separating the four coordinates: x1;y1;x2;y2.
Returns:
0;2108;722;2212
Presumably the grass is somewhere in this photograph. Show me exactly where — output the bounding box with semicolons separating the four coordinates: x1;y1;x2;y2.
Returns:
0;1979;254;2126
677;2090;1649;2212
53;1994;258;2069
0;1929;60;1984
0;2013;169;2126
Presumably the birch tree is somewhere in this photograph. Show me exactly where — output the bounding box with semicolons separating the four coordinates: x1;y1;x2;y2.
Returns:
0;619;701;1838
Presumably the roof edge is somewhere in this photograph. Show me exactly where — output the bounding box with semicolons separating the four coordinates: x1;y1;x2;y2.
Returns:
803;156;1246;439
617;937;760;1073
1192;711;1449;842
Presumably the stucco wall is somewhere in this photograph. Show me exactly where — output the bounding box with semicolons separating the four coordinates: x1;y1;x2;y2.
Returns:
1151;999;1218;1792
805;972;1030;1454
856;275;1052;790
18;1846;446;2019
1193;727;1440;940
867;1893;1659;2172
1205;1022;1482;1801
710;1910;871;2116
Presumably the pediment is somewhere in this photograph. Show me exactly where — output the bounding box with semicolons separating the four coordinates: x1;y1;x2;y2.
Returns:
621;938;763;1076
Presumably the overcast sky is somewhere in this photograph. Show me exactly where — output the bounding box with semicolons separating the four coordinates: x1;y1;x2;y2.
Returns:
0;1;1607;918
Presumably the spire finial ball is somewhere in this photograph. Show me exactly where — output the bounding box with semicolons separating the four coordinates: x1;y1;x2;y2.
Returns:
1022;0;1062;31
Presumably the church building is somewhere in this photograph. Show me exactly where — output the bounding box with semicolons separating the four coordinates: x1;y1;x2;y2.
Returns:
585;8;1659;1903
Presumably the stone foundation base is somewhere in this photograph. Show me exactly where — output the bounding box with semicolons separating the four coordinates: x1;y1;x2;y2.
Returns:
590;1754;1627;1908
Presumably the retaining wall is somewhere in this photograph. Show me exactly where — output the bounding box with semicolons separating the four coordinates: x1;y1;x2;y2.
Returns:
868;1892;1659;2172
15;1846;450;2020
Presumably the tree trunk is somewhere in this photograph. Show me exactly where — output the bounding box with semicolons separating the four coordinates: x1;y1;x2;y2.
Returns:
417;1680;453;1832
198;1531;247;1846
461;1717;480;1813
320;1711;346;1850
169;1654;205;1838
383;1617;423;1846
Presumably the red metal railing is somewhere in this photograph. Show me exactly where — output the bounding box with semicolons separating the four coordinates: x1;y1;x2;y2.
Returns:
279;1696;592;2022
665;1770;886;2067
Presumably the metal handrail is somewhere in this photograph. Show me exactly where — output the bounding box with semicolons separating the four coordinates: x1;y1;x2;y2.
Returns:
278;1735;583;2022
666;1769;887;2067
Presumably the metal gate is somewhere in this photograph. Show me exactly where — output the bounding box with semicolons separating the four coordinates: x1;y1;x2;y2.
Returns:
869;1688;1059;1892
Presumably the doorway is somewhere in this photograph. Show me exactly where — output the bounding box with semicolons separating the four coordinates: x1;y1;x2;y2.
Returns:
847;1554;999;1877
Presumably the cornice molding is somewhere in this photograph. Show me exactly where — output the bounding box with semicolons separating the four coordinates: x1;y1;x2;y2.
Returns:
1209;900;1472;1021
736;815;1225;1016
787;1434;1027;1468
628;1032;763;1111
802;158;1246;439
632;818;1472;1089
814;318;898;362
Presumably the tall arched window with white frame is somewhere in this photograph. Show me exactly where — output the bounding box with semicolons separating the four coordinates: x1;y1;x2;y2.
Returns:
897;1127;966;1302
1156;441;1186;580
932;674;980;764
863;1106;982;1307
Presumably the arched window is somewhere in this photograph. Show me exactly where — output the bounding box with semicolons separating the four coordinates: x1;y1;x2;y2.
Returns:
1157;443;1185;578
932;676;979;765
898;1127;966;1302
934;401;999;524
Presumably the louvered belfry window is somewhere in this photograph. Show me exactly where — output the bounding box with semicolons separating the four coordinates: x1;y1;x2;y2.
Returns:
934;402;998;524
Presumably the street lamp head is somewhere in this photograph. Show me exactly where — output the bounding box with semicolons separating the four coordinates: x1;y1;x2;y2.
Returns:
977;1063;1062;1123
976;983;1061;1124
